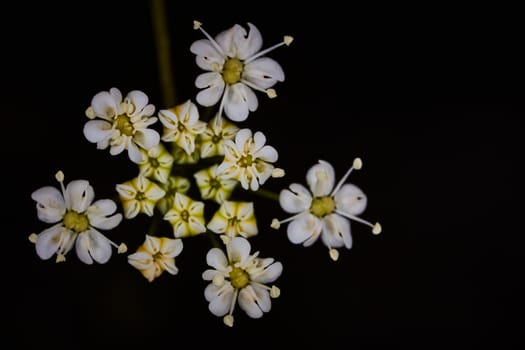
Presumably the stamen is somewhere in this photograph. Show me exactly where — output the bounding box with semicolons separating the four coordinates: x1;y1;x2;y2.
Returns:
216;86;228;124
335;209;376;230
331;157;362;196
372;222;382;235
192;20;226;56
270;285;280;298
118;243;128;254
245;37;293;64
213;274;225;287
223;315;234;327
240;79;275;96
56;253;66;263
266;89;277;98
272;212;304;228
270;218;280;229
28;233;38;244
272;168;285;178
329;248;339;261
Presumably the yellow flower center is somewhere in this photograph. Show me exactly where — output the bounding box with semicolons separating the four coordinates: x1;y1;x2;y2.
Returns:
63;211;89;233
136;191;147;201
310;196;336;217
229;266;249;289
222;58;244;85
114;114;134;136
238;154;254;168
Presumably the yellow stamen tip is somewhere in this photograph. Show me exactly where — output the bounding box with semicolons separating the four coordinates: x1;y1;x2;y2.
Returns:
118;243;127;254
85;107;96;119
372;222;382;235
223;315;234;327
193;20;202;30
284;36;294;46
212;274;225;287
270;219;280;229
270;285;281;298
220;235;231;245
329;249;339;261
266;89;277;98
56;254;66;263
55;171;64;182
28;233;38;244
353;157;363;170
272;168;285;178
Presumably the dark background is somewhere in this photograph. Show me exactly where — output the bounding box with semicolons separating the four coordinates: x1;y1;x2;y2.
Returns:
3;1;523;348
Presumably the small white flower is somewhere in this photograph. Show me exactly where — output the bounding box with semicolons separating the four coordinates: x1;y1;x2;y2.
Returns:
116;176;166;219
163;192;206;238
159;100;206;155
84;87;160;163
194;164;238;204
207;201;258;239
199;115;239;159
138;143;174;184
128;235;183;282
202;237;282;327
191;21;292;122
272;158;381;260
216;128;283;191
30;171;125;264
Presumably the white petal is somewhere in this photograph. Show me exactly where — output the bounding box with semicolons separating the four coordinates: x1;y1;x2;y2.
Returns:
234;128;252;149
65;180;94;213
143;235;161;254
252;261;283;284
244;57;285;89
206;247;229;270
87;199;122;230
238;285;264;318
134;129;160;150
287;213;322;246
196;73;225;107
227;237;251;265
279;184;312;213
254;145;278;162
202;269;222;281
126;90;149;116
83;120;113;144
224;23;262;60
306;160;336;197
75;230;112;264
190;39;225;71
157;257;178;275
31;186;65;223
35;224;64;260
91;91;119;121
205;283;234;316
224;84;258;122
127;141;145;164
335;184;368;215
207;215;228;234
160;238;183;258
128;252;153;270
321;214;351;249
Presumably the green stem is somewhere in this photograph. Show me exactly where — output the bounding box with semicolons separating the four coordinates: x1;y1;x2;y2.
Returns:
150;0;176;107
147;212;161;236
254;188;280;201
206;231;222;249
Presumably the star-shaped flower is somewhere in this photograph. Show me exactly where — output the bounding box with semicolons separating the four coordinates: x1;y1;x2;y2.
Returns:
194;164;238;204
128;235;183;282
116;176;166;219
202;237;282;327
191;21;292;122
29;171;125;264
84;87;160;163
207;201;258;241
199;115;239;159
138;144;174;184
163;193;206;238
272;158;381;261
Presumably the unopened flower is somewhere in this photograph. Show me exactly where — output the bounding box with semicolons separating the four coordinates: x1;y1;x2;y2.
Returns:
84;87;160;163
199;115;239;158
216;128;283;191
163;193;206;238
191;21;292;122
138;144;174;184
156;176;191;214
207;201;258;240
116;176;166;219
194;164;238;204
159;100;206;155
128;235;183;282
30;171;125;264
202;237;282;327
272;158;382;261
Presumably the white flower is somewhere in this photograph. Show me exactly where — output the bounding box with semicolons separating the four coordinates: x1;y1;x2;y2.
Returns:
202;237;282;327
84;87;160;163
128;235;183;282
199;115;239;159
116;176;166;219
194;164;238;204
30;171;125;264
138;144;174;184
207;201;258;240
159;100;206;155
272;158;382;261
191;21;292;122
163;193;206;238
216;128;283;191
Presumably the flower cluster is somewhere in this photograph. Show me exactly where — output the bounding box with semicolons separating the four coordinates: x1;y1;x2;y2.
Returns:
28;20;381;327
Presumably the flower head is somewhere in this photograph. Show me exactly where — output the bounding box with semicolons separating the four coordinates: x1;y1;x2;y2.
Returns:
199;115;239;159
216;128;283;191
272;158;381;260
30;171;125;264
116;176;166;219
138;144;174;184
159;100;206;155
128;235;183;282
202;237;282;327
194;164;238;204
163;193;206;238
191;21;292;122
84;87;160;163
207;201;258;240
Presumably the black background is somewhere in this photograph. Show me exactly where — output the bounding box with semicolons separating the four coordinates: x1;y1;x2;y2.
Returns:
3;1;523;349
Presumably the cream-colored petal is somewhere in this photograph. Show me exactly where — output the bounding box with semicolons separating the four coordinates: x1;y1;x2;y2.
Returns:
116;183;137;200
205;283;234;317
287;213;321;246
238;285;264;318
143;235;161;254
224;84;258;122
35;224;64;260
128;252;154;270
334;184;368;215
279;184;312;213
75;229;112;264
122;200;140;219
206;247;229;271
207;214;228;234
83;120;113;144
31;186;66;223
65;180;94;213
226;237;251;265
306;160;336;197
244;57;285;89
160;237;183;258
158;109;178;129
321;214;351;249
157;257;178;275
196;73;225;107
